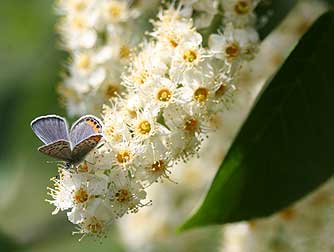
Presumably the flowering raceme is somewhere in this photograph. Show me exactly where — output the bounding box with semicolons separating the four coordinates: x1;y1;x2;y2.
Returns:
49;0;260;237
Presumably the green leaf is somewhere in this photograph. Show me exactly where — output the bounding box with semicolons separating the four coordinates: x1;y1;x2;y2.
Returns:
181;11;334;230
255;0;297;40
0;230;21;252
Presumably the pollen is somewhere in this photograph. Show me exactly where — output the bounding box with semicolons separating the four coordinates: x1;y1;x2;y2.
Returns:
116;150;131;164
104;125;115;136
225;43;240;59
128;109;137;119
235;1;250;15
167;35;178;48
73;187;89;203
194;87;209;102
119;45;130;59
108;4;121;18
72;16;86;29
183;118;198;133
183;50;197;63
137;120;151;135
133;70;148;85
151;160;165;172
77;54;91;70
157;88;172;102
115;189;130;202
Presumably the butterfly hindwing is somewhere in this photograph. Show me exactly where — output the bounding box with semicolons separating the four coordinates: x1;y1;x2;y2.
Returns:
31;115;69;145
70;115;102;146
38;140;72;162
71;134;103;163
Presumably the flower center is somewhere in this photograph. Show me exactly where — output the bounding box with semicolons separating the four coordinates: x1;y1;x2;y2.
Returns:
137;120;151;135
235;1;250;15
115;189;130;202
119;45;130;59
86;217;104;234
183;50;197;63
77;54;90;70
105;84;119;98
194;87;209;102
183;118;198;132
108;4;121;18
72;16;86;29
157;88;172;102
71;0;86;12
116;150;131;164
151;160;165;172
225;43;240;59
73;187;89;203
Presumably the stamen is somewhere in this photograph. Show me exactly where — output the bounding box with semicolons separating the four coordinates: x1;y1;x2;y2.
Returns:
234;1;250;15
194;87;209;102
137;120;151;135
183;50;197;63
157;88;172;102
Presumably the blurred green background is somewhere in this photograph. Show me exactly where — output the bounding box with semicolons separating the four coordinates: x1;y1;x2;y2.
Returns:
0;0;123;251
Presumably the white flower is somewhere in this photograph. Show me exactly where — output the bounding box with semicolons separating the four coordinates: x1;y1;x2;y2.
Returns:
102;0;137;23
47;170;108;218
169;41;206;82
109;169;149;217
222;0;259;28
208;24;259;62
139;76;178;108
135;141;173;185
129;104;169;143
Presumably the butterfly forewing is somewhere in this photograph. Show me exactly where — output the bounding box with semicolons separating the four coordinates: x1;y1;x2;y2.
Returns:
71;134;102;163
31;115;69;145
38;140;72;162
70;115;102;146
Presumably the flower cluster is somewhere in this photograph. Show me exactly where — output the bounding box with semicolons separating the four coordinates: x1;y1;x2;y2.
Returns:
49;0;260;237
56;0;159;115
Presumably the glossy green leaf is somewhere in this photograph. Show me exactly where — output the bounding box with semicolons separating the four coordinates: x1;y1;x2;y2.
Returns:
181;11;334;230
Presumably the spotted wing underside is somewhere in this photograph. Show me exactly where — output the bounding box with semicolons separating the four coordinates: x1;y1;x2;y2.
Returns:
38;140;72;162
71;134;103;163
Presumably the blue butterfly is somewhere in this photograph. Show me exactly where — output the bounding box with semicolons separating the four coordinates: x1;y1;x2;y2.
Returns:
31;115;103;166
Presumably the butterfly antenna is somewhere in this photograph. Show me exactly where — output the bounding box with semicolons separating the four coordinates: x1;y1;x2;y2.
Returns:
46;160;62;164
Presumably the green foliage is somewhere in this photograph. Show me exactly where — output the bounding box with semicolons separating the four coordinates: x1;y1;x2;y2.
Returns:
181;11;334;230
0;230;21;252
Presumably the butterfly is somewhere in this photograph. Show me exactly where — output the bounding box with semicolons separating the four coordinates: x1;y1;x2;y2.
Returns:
31;115;103;167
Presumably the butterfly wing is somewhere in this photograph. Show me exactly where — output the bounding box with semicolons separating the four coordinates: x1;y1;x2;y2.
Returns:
31;115;69;145
38;140;72;162
71;134;102;163
70;115;102;146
